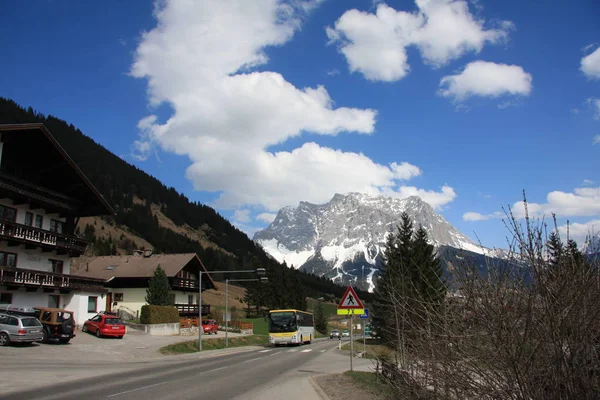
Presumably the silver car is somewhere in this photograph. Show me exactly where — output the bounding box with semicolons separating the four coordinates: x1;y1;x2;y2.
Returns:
0;312;44;346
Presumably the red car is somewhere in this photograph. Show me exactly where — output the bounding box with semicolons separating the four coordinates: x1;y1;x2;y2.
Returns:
202;319;218;335
82;313;126;338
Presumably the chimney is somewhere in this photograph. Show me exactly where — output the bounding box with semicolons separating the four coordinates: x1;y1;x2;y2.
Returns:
143;249;153;258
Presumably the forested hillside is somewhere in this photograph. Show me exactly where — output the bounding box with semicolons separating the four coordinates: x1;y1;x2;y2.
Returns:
0;97;373;308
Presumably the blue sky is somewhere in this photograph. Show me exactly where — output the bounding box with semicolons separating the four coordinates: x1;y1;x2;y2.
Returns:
1;0;599;250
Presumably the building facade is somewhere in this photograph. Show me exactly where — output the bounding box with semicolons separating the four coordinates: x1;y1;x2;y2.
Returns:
0;124;115;325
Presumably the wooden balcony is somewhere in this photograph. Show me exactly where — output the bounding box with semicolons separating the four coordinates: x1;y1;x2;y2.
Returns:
171;277;199;291
175;303;211;317
0;219;88;254
0;266;107;292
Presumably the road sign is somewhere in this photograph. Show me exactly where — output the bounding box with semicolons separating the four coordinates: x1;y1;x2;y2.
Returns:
359;308;369;319
337;286;364;315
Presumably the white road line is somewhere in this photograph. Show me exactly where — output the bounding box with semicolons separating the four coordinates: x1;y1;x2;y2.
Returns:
268;351;282;356
301;349;312;353
242;357;263;364
288;349;298;352
258;349;272;353
198;366;228;375
107;382;167;398
320;350;326;353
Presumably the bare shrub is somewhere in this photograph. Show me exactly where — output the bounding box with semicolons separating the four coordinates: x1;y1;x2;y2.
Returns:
375;195;600;399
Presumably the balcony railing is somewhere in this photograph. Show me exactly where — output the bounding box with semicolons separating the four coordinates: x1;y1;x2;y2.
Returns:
0;219;88;253
0;266;107;292
175;303;211;316
171;277;200;291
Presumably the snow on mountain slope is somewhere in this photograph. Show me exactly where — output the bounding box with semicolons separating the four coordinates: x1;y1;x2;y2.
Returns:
254;192;493;291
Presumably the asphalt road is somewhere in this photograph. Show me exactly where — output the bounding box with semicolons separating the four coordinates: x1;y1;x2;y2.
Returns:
0;338;360;400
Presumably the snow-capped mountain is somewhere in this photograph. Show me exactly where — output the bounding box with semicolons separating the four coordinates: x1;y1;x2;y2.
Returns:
583;232;600;255
253;192;495;291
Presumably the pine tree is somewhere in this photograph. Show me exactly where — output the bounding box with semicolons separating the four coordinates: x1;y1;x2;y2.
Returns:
314;300;328;334
547;231;564;268
413;225;445;306
145;265;172;305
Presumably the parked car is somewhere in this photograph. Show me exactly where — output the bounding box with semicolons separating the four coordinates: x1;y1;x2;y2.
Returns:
329;329;340;339
0;312;44;346
82;313;126;338
342;329;350;337
202;319;218;335
33;307;76;344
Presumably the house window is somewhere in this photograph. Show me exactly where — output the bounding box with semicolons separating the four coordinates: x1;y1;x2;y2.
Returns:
25;213;43;228
114;293;124;302
88;296;98;313
0;252;17;268
0;205;17;222
0;292;12;304
48;295;60;308
50;260;64;274
188;295;194;304
50;219;64;234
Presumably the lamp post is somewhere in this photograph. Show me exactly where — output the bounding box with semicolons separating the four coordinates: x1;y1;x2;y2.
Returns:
225;277;268;347
198;268;266;351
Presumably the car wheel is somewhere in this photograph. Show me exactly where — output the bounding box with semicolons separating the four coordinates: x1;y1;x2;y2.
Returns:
118;336;123;339
59;338;70;344
41;328;49;344
96;329;101;338
82;324;88;333
0;332;10;346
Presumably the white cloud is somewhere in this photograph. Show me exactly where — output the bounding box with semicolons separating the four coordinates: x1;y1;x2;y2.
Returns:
326;0;512;82
583;179;595;186
257;213;277;223
381;185;456;210
581;46;600;80
510;187;600;219
587;98;600;119
594;135;600;145
327;68;340;76
130;0;456;214
233;209;252;223
463;211;503;221
438;61;532;101
558;219;600;247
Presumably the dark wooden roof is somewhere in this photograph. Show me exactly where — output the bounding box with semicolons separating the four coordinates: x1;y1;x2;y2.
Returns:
0;123;115;217
70;253;217;290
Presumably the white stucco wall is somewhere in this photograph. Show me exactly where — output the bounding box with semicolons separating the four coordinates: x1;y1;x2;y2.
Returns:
64;292;105;326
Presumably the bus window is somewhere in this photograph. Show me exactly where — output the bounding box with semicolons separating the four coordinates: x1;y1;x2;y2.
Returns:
268;311;297;333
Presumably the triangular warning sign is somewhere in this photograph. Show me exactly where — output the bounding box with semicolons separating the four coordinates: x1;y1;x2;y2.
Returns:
338;286;364;309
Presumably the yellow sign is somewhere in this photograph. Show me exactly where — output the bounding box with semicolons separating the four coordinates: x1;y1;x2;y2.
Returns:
337;308;365;315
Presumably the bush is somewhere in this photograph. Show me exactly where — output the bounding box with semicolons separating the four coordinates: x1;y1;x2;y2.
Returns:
140;305;180;324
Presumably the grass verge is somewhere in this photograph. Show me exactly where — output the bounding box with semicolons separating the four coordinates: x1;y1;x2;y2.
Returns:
341;338;394;360
159;335;269;354
343;371;397;399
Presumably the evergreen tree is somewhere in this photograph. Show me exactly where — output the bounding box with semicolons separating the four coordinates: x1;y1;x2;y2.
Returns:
314;300;328;334
413;226;445;306
145;265;172;305
547;231;564;268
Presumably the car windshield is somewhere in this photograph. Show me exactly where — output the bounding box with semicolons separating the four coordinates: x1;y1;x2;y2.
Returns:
105;318;122;324
21;317;42;327
268;312;297;333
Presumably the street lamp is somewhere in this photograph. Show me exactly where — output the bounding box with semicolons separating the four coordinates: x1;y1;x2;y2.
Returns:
225;277;268;347
198;267;266;351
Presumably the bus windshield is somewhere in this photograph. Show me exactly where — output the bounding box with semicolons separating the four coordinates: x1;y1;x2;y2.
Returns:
268;311;296;333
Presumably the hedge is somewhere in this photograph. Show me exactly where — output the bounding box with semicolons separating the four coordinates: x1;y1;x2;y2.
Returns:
140;305;180;324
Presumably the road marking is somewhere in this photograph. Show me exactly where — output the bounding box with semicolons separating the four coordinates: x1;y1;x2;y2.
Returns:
320;350;326;353
288;349;298;352
198;366;228;375
107;382;167;398
301;349;312;353
268;351;282;356
259;349;272;353
242;357;263;364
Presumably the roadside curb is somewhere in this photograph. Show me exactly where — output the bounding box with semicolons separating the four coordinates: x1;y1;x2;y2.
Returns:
309;375;331;400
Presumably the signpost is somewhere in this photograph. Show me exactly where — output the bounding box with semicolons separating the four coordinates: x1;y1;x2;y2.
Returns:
337;286;364;371
359;308;369;354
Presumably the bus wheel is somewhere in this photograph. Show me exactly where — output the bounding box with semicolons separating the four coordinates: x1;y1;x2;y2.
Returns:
307;334;311;344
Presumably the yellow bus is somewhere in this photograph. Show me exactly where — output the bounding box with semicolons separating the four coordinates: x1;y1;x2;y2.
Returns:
268;309;314;346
